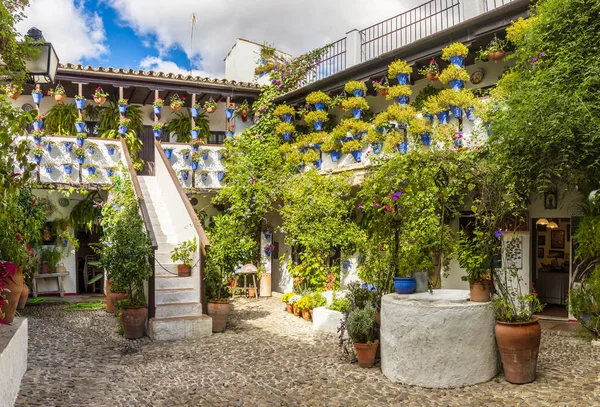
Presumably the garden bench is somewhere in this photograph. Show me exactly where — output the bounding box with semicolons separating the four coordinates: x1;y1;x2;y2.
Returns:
32;273;69;298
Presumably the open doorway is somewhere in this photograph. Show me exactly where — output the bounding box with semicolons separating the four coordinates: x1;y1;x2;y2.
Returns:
532;218;570;319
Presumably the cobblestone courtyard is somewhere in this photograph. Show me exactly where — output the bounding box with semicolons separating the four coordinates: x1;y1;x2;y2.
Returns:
16;297;600;407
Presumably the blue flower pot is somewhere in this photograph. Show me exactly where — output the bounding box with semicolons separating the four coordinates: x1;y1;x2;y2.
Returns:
314;102;325;111
466;107;476;121
397;141;408;154
76;137;85;147
225;131;233;138
393;277;416;294
450;105;463;118
396;73;409;85
436;111;450;124
192;146;199;152
202;151;209;160
190;107;199;118
75;122;85;133
32;93;42;104
45;165;52;174
153;129;162;139
75;98;85;110
376;126;385;133
352;109;362;119
313;143;322;150
225;108;235;119
33;136;42;145
351;150;362;162
63;164;72;174
153;105;162;115
191;161;199;171
164;149;173;159
421;133;432;146
33;120;43;131
314;159;322;169
313;121;323;131
264;250;271;257
77;157;85;165
423;113;434;123
191;130;199;139
217;171;224;181
181;172;189;181
45;143;52;153
362;283;377;291
450;80;464;91
282;113;293;123
183;152;190;160
371;142;383;154
201;174;207;182
119;125;127;135
64;142;73;152
343;261;351;270
87;167;96;175
298;164;305;172
353;89;364;97
264;232;271;240
450;55;464;67
118;104;127;114
62;239;68;247
283;131;291;141
299;147;308;153
87;146;94;154
343;136;353;143
330;151;341;162
106;168;114;177
395;95;409;106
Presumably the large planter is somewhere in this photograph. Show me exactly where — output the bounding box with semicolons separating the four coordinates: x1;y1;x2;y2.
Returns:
470;281;491;302
301;309;311;321
495;317;541;384
121;306;147;339
1;271;24;323
393;277;416;294
207;300;231;332
17;284;29;310
109;291;128;314
177;264;191;277
354;341;379;368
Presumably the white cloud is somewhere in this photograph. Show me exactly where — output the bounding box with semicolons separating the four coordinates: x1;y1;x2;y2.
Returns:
139;56;211;78
17;0;108;64
103;0;423;77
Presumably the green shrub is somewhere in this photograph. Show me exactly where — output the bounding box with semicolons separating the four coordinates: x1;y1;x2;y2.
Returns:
346;304;378;344
282;292;296;303
328;294;351;312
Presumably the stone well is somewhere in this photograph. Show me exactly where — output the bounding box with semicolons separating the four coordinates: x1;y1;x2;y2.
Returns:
380;289;498;388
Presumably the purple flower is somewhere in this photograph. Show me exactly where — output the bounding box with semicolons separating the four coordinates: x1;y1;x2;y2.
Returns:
539;52;544;57
388;173;393;178
532;57;538;62
402;178;408;184
392;190;404;201
375;202;380;207
495;230;503;238
357;205;364;209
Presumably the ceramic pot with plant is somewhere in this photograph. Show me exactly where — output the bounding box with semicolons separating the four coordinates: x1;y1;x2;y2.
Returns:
4;84;23;100
49;86;67;103
204;100;217;114
281;292;295;313
32;88;43;104
372;80;390;96
441;42;469;67
17;283;29;310
118;98;128;114
1;262;23;324
93;87;108;105
295;295;313;320
387;58;412;85
170;95;185;112
418;59;440;82
347;304;379;368
341;97;369;120
170;238;197;277
344;80;368;98
152;98;164;115
306;91;332;111
289;295;301;316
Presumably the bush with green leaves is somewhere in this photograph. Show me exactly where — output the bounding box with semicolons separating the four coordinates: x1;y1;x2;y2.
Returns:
328;293;351;312
346;304;378;344
170;238;197;267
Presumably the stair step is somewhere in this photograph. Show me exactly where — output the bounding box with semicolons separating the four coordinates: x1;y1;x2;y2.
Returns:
155;288;198;304
155;301;202;318
149;315;212;341
155;275;195;290
154;262;182;276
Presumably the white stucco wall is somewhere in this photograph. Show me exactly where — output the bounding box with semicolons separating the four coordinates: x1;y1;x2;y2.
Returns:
225;38;284;85
0;318;28;407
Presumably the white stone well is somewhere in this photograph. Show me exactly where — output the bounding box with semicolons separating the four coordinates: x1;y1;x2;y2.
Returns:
380;289;499;388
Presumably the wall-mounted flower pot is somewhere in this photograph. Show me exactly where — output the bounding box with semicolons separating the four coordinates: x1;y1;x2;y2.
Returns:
33;120;43;131
45;143;52;153
313;143;322;150
488;50;506;63
44;166;52;174
94;96;106;106
181;171;189;181
183;152;190;160
87;146;94;155
118;104;127;114
450;105;463;118
76;137;85;147
352;89;364;97
33;136;42;145
466;107;476;121
423;113;434;123
343;260;351;270
314;159;322;169
371;142;383;154
190;107;199;118
449;55;464;67
350;150;362;162
54;94;66;103
163;149;173;159
106;168;114;177
264;232;271;240
153;129;162;139
75;98;85;110
449;80;464;91
225;131;233;138
86;167;96;176
330;151;341;162
225;108;235;119
352;109;362;119
395;95;409;106
202;151;209;160
32;92;42;104
421;133;431;146
191;161;199;171
77;157;85;165
282;113;292;123
393;277;416;294
297;164;305;172
63;164;72;174
171;104;181;112
436;111;450;124
217;171;224;181
192;145;199;152
191;130;199;139
64;142;73;152
396;73;409;85
283;131;291;141
314;102;325;111
397;141;408;154
200;174;208;182
153;105;162;115
118;125;127;135
34;155;42;163
313;121;323;131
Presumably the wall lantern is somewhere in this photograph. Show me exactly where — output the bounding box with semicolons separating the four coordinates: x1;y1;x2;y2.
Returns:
24;28;59;84
536;218;549;226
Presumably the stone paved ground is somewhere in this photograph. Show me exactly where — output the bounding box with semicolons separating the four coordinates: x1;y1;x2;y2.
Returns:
16;297;600;407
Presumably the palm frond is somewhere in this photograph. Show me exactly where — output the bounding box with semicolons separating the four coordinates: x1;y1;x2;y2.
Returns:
45;103;78;135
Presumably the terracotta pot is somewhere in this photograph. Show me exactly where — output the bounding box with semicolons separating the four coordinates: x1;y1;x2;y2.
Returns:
426;72;439;82
177;264;191;277
40;263;48;274
293;304;301;317
17;284;29;310
10;92;21;100
377;88;388;96
241;109;248;117
247;288;256;298
470;281;491;302
171;104;181;112
286;303;293;313
93;96;106;106
54;94;66;103
1;271;24;324
496;317;541;384
301;309;311;320
354;341;379;368
121;306;147;339
206;107;215;114
207;300;231;332
109;291;128;313
489;50;506;63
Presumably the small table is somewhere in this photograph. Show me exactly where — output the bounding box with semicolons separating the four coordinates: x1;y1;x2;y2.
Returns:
231;271;259;299
32;273;69;298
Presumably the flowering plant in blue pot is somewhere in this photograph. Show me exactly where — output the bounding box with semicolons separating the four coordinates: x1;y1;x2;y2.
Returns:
344;80;367;97
75;116;86;133
199;170;209;182
153;98;164;115
43;163;53;174
152;122;163;139
179;169;190;181
106;166;117;177
43;140;54;152
225;102;235;119
274;104;295;123
306;91;331;111
63;162;73;174
342;139;364;162
32;87;43;104
117;98;128;114
118;117;130;136
217;171;224;181
74;132;86;146
441;42;469;67
106;143;118;156
63;141;73;153
74;94;86;110
191;125;202;139
31;130;44;145
275;122;295;141
180;148;191;160
83;164;97;176
388;58;412;85
33;113;44;131
191;152;202;170
439;65;469;91
341;97;369;120
190;103;201;118
386;85;412;106
263;243;274;257
74;147;86;164
304;110;328;132
163;147;174;159
31;146;44;163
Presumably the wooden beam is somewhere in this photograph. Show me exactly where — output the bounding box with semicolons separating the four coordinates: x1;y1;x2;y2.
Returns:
128;87;137;102
142;89;153;105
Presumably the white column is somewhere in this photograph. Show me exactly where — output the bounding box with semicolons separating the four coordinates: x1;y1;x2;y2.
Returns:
345;29;363;68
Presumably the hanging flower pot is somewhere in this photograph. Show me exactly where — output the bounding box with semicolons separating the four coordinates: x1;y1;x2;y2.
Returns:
181;171;189;181
191;161;199;171
449;55;464;67
350;150;362;162
107;145;115;155
421;133;432;146
76;137;85;147
118;104;127;114
330;151;341;162
352;109;362;119
283;131;291;141
282;113;293;123
396;73;409;85
33;120;43;131
466;106;476;121
118;125;127;135
63;164;72;174
314;102;325;111
371;142;383;154
202;151;209;160
436;111;450;124
225;131;234;138
314;159;322;169
106;168;115;177
397;141;408;154
75;122;85;133
449;80;464;91
75;98;86;110
423;113;434;123
77;156;85;165
450;105;463;118
44;164;52;174
153;105;162;115
171;104;181;112
488;50;506;63
190;107;199;118
191;130;199;139
153;129;162;139
163;148;173;159
393;277;416;294
86;166;96;176
378;88;389;96
425;72;439;82
353;89;364;98
87;145;95;155
54;94;67;103
182;151;190;160
64;142;73;152
94;96;106;106
44;142;52;153
217;171;224;181
33;136;42;145
313;121;323;131
32;92;43;104
225;107;235;119
395;95;409;106
200;173;208;182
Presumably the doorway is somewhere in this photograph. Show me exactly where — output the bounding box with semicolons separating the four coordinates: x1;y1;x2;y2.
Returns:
532;218;571;319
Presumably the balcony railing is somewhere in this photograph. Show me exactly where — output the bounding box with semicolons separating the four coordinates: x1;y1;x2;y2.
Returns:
304;37;347;86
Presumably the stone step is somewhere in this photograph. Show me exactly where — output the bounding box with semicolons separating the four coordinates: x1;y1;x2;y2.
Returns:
154;262;181;276
148;315;212;341
155;275;195;290
155;287;198;304
155;301;202;318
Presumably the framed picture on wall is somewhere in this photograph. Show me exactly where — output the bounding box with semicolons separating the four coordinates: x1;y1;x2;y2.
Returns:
551;230;565;249
537;248;544;258
544;191;558;209
537;235;546;246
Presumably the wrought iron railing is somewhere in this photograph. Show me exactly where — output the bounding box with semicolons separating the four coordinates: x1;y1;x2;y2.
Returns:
483;0;513;11
360;0;462;62
304;37;347;85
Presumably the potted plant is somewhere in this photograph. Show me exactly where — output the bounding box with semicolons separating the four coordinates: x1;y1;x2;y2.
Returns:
341;139;364;163
295;294;314;320
346;304;379;368
1;261;22;324
170;95;185;112
264;243;274;257
43;163;53;174
341;97;369;120
306;91;332;111
106;166;117;177
235;102;249;121
170;238;197;277
492;237;544;384
180;169;190;181
180;148;191;160
191;125;203;139
386;85;413;106
225;102;235;119
43;140;54;152
476;36;507;63
305;111;329;131
118;98;128;114
366;128;384;154
75;115;86;133
457;228;498;302
274;104;295;123
282;292;296;313
441;42;469;67
439;65;470;91
372;79;390;96
63;141;74;153
74;94;86;110
203;100;217;114
190;103;201;118
387;58;412;85
275;122;295;141
289;295;302;316
74;147;86;164
31;146;44;164
106;143;119;156
191;151;201;170
118;117;130;135
199;170;209;182
153;98;164;115
344;81;368;98
32;87;43;104
83;164;97;176
418;59;440;82
190;139;204;152
31;129;44;144
200;148;211;160
75;132;87;147
33;113;44;131
93;87;108;105
49;86;66;103
4;83;23;100
225;123;235;137
322;134;342;162
152;122;163;139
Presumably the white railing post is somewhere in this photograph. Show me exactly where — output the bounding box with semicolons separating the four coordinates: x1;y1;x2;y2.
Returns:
345;29;363;68
460;0;486;21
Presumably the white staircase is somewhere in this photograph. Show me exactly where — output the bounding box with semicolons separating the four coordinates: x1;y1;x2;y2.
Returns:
138;175;212;341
